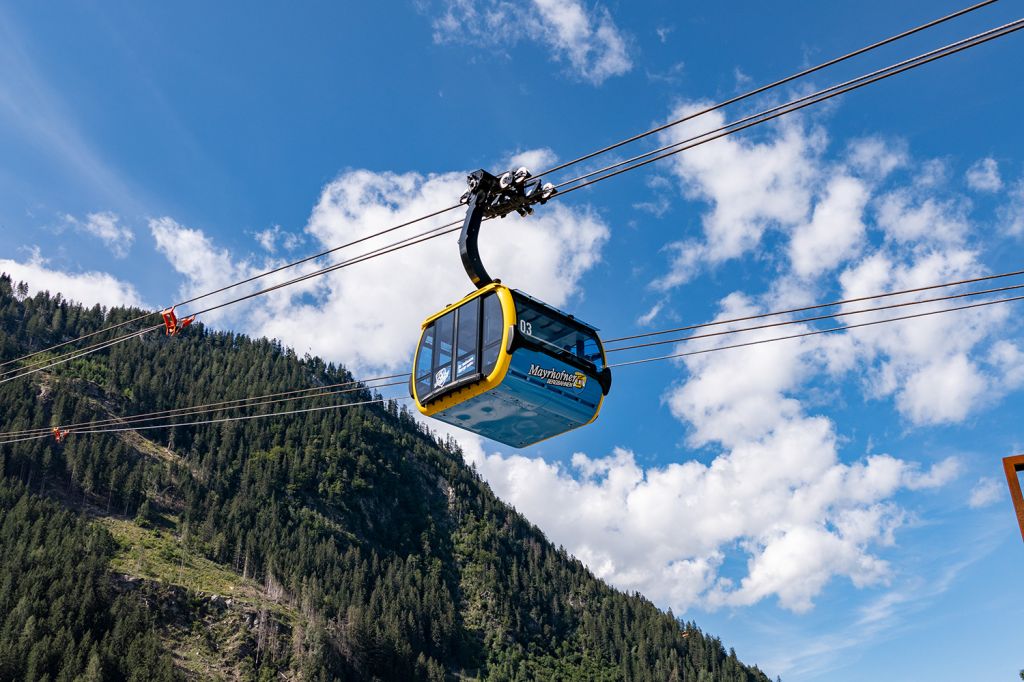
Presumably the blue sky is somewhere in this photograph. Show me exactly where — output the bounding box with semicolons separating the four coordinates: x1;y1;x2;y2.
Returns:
1;1;1023;679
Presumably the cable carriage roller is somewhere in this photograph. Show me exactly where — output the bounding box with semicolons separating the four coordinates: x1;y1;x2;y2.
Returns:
411;167;612;447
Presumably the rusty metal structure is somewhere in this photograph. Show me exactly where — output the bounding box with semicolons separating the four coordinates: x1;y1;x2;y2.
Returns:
1003;454;1024;543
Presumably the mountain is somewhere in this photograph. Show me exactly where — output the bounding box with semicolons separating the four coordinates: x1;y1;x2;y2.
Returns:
0;272;773;681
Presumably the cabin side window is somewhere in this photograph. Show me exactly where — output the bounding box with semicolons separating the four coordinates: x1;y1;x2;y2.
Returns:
433;311;455;389
513;295;603;371
415;324;435;397
455;298;479;379
416;291;512;401
481;293;503;375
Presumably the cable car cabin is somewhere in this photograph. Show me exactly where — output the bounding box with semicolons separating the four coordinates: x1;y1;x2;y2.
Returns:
411;283;611;448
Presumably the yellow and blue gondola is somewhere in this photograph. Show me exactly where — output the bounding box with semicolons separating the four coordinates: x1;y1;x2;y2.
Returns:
410;167;612;447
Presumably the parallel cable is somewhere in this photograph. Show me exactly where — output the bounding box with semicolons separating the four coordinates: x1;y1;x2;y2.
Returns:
13;275;1024;428
2;12;1019;386
0;3;997;373
1;375;408;440
608;294;1024;368
552;16;1021;191
604;268;1024;345
0;207;462;374
191;219;463;317
537;0;999;178
3;321;164;379
1;293;1021;443
0;325;164;386
606;281;1024;354
69;395;406;437
0;220;463;384
0;311;154;372
554;18;1024;198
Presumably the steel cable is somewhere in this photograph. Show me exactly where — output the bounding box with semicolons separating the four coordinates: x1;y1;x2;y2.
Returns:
536;0;1000;178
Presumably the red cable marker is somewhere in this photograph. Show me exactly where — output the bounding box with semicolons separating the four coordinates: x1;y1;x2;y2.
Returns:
161;307;196;336
51;427;70;443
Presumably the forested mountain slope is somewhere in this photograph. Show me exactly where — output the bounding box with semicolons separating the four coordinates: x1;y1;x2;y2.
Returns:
0;273;773;681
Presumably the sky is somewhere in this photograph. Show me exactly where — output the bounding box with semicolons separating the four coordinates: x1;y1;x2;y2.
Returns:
1;1;1022;679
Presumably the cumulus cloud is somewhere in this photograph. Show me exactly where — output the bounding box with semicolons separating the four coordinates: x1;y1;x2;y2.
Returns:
254;225;303;254
965;157;1002;193
151;159;609;373
789;175;869;278
505;147;558;173
837;249;1011;425
0;247;145;308
875;189;970;245
468;398;955;615
431;0;632;84
64;211;134;258
968;477;1003;508
999;178;1024;237
462;288;964;614
846;137;907;180
591;97;1023;615
652;105;823;288
989;340;1024;391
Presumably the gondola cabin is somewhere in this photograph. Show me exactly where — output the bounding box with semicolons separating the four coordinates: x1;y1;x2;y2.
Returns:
411;283;611;448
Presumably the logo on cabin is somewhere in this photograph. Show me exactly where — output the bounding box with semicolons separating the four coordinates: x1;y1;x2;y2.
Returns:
528;364;587;390
434;366;451;388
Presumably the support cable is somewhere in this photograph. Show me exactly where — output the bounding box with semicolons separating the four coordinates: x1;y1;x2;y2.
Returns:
1;2;997;371
536;0;1000;178
0;376;408;440
553;18;1024;198
607;295;1024;369
604;270;1024;346
2;12;1020;385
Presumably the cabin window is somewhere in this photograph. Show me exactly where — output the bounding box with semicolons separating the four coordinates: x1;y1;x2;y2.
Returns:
513;295;603;371
433;311;455;389
481;293;503;375
416;291;514;401
455;298;479;379
415;325;435;397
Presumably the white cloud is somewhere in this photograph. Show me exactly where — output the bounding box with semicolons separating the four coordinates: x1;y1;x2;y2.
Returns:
64;211;134;258
968;477;1003;508
846;137;907;180
837;249;1012;426
465;289;963;615
467;431;954;614
875;189;970;245
965;157;1002;193
989;340;1024;391
653;105;823;288
915;158;950;189
1000;178;1024;237
254;225;302;254
903;456;961;490
898;354;985;425
606;98;1022;615
789;175;869;278
505;147;558;173
150;216;261;318
151;159;609;374
635;300;664;326
431;0;632;84
0;247;145;308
